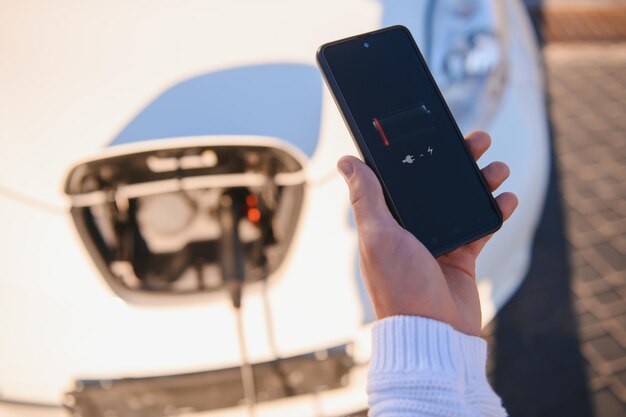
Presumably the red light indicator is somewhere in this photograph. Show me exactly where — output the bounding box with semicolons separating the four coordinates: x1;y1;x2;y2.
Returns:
247;208;261;223
246;194;257;207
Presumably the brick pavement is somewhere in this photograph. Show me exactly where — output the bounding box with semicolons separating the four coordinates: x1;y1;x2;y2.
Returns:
551;43;626;415
483;43;626;416
524;0;626;43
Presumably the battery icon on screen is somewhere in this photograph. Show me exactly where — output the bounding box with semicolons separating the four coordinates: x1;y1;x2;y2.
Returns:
372;103;434;146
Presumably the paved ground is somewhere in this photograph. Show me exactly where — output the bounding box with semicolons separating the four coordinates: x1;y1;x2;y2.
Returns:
526;0;626;7
528;4;626;42
483;39;626;417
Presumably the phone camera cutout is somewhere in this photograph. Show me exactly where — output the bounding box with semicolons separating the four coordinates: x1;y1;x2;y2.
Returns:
363;42;370;48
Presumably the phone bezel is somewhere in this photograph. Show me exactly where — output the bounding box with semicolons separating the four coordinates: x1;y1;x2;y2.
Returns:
316;25;503;257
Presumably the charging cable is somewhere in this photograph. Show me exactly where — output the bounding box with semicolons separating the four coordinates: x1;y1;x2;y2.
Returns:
218;193;257;417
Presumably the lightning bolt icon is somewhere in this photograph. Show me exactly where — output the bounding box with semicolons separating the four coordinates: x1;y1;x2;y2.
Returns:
427;146;433;155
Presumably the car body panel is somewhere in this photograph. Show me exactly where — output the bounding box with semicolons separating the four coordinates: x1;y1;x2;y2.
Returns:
0;0;548;414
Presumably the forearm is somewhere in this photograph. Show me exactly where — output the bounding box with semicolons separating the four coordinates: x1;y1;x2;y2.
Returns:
367;316;507;417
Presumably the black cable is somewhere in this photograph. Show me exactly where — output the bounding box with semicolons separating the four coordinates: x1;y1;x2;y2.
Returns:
0;396;66;409
234;298;257;417
218;192;257;417
261;278;325;417
261;279;296;397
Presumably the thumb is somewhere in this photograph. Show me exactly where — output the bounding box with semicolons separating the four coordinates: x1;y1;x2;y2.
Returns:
337;156;395;229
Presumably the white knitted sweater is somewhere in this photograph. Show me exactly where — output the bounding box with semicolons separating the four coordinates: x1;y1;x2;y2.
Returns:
368;316;508;417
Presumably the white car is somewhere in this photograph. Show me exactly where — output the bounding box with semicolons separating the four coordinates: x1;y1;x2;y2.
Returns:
0;0;549;416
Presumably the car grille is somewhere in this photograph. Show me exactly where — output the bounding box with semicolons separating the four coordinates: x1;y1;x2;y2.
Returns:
67;344;355;417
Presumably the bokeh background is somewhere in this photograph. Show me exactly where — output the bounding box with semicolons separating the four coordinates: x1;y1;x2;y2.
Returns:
484;0;626;416
1;0;625;416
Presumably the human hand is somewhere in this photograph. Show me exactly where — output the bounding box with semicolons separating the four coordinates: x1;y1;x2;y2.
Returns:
337;131;518;336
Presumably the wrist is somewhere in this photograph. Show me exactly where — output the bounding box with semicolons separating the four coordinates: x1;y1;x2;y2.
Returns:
369;315;488;382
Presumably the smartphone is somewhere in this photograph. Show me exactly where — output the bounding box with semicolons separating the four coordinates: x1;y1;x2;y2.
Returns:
316;25;502;256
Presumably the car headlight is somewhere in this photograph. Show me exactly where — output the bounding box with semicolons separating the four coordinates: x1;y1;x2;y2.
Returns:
426;0;508;133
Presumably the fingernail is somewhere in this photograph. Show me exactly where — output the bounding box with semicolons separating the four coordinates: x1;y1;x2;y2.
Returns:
337;159;354;180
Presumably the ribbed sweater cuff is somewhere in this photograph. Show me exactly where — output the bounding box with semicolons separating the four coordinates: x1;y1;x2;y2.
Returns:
369;316;488;381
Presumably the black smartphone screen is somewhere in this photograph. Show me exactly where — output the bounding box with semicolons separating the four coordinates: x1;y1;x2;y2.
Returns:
318;26;501;255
